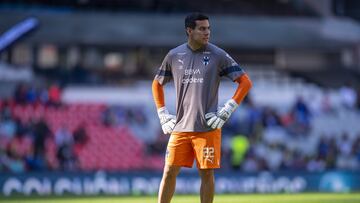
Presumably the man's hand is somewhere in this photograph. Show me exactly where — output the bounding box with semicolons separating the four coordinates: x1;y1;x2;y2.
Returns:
205;99;238;129
205;112;225;129
217;99;238;122
157;107;176;134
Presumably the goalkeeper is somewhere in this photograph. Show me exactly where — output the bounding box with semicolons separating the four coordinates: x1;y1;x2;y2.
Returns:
152;13;252;203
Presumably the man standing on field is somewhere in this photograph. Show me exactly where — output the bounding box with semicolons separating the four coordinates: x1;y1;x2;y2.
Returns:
152;13;252;203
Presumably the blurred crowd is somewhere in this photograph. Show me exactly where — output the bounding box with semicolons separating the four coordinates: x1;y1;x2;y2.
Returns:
0;83;88;172
1;82;360;173
220;83;360;172
222;107;360;173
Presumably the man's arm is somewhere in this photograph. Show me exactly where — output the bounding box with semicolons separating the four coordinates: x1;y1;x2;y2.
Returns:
206;74;252;129
152;79;165;109
232;74;252;104
152;80;176;134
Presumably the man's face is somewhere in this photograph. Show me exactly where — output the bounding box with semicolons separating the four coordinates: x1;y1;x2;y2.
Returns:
188;20;210;46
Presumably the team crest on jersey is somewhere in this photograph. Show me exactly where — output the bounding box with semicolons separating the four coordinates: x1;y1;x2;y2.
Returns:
203;56;210;66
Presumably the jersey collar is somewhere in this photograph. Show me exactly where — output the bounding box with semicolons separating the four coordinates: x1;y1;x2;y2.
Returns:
186;43;208;53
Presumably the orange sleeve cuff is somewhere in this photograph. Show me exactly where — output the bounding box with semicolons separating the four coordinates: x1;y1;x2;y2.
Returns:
152;80;165;109
232;74;252;104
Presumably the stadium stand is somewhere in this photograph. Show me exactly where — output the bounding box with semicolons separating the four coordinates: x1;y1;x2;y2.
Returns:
0;0;360;175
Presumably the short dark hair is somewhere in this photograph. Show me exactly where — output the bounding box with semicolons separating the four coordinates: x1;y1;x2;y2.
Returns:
185;13;209;29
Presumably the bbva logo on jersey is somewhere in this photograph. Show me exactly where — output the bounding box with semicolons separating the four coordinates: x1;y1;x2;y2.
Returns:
203;56;210;66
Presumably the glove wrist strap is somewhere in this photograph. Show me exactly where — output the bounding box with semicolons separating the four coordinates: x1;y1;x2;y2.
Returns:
226;99;238;112
157;106;168;117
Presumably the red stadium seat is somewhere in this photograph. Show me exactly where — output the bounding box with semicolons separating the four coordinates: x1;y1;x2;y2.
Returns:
9;103;161;171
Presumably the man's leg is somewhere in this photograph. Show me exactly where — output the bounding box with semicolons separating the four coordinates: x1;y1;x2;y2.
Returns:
198;169;215;203
158;165;181;203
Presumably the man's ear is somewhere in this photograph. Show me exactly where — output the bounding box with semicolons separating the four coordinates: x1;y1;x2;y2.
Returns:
186;27;192;36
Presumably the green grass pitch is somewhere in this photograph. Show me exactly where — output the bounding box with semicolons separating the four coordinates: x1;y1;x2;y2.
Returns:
1;193;360;203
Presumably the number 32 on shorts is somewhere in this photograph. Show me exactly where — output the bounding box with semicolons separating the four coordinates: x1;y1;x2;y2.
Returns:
203;147;215;164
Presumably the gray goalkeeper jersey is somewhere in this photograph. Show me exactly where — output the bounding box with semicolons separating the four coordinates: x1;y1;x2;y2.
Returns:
155;43;245;132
